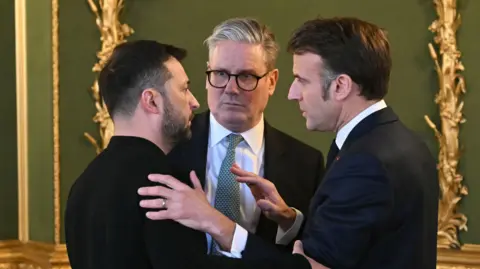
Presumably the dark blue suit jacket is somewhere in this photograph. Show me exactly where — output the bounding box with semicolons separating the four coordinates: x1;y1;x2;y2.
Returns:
243;107;439;269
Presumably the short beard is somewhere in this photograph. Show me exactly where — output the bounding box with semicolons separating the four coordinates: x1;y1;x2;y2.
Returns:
161;94;192;147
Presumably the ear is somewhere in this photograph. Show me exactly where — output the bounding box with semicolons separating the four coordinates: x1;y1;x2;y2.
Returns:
267;69;279;96
205;61;210;90
332;74;353;101
139;88;162;114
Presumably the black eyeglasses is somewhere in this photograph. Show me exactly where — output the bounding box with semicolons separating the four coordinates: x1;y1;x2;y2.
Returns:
205;70;269;91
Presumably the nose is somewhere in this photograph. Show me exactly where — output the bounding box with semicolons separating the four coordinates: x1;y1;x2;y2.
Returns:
287;83;301;101
224;77;240;95
189;91;200;111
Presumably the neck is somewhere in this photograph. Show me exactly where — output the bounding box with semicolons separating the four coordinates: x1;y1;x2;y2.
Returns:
334;99;379;133
217;115;262;133
113;118;173;154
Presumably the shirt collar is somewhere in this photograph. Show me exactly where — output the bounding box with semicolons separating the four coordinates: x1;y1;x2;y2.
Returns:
336;100;387;149
209;113;264;155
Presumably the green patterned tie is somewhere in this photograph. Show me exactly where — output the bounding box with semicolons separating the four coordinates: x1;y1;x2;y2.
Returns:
210;134;243;255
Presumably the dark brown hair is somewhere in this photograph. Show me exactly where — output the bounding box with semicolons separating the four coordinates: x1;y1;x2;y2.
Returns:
287;17;391;100
99;40;187;118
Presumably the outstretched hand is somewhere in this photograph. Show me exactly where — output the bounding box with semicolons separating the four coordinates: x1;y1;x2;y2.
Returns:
138;171;237;250
231;163;296;230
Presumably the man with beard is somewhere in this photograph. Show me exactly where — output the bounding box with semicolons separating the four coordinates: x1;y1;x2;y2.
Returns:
64;40;201;269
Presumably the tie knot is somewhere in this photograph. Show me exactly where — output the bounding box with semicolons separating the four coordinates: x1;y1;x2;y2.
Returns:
227;134;243;149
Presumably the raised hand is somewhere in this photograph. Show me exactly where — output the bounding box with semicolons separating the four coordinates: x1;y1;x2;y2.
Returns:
231;163;296;230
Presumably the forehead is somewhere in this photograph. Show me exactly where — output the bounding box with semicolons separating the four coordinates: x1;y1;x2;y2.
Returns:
208;40;266;73
164;57;188;84
292;53;324;74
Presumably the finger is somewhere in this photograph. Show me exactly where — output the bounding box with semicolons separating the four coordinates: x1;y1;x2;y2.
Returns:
257;199;277;212
236;176;270;191
189;170;202;190
235;176;260;185
230;165;254;177
249;188;264;200
147;174;187;190
293;240;304;255
137;185;174;198
145;210;170;220
139;198;168;209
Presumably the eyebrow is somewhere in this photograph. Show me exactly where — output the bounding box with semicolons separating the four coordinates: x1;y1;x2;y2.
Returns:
181;80;190;88
293;73;309;83
210;67;262;76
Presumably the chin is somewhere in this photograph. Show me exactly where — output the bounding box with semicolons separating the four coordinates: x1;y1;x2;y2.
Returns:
305;123;316;131
306;120;323;132
219;112;247;124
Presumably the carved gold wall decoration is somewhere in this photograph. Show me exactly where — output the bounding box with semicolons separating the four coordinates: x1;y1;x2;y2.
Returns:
84;0;134;154
0;241;68;269
15;0;29;242
424;0;468;249
51;0;61;246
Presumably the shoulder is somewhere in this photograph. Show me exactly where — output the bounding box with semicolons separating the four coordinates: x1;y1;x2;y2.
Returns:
267;124;324;159
190;110;209;130
349;119;434;163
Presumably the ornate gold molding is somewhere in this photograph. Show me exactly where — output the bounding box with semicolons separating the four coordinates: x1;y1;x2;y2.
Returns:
14;0;29;242
1;241;480;269
424;0;468;249
51;0;61;246
437;244;480;268
84;0;134;154
0;241;68;269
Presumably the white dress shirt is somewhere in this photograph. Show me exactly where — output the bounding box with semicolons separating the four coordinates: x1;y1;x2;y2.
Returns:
335;100;387;149
206;114;304;257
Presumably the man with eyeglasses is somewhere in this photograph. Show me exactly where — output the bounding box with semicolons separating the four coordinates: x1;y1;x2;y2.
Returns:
153;17;325;257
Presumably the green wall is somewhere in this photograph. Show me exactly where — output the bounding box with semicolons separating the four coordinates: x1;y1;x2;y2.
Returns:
57;0;480;244
458;0;480;244
26;0;55;242
0;0;18;240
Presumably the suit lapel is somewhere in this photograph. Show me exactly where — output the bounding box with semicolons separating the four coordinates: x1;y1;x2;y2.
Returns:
263;121;287;184
256;121;287;241
338;107;399;157
189;111;210;187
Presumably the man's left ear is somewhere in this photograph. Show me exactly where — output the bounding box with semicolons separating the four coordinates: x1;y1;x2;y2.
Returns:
140;89;163;114
267;69;279;95
333;74;353;101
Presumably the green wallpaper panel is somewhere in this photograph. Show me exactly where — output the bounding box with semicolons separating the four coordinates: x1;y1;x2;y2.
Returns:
0;0;18;240
56;0;480;244
457;0;480;244
26;0;54;242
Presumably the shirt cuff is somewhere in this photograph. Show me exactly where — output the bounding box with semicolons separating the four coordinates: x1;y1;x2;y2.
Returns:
218;224;248;258
275;207;304;245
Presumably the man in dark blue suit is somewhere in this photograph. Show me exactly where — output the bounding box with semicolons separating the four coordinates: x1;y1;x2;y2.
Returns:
138;17;439;269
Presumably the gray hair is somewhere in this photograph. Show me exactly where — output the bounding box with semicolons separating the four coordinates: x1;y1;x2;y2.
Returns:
321;67;339;100
204;17;279;70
